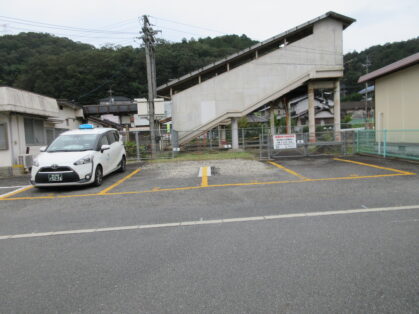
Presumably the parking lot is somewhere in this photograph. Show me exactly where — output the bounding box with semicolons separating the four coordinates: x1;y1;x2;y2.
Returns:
0;155;416;203
1;155;418;313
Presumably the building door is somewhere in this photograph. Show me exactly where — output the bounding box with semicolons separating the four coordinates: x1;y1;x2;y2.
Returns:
46;128;54;145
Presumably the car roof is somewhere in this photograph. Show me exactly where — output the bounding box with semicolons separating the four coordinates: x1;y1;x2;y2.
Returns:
61;127;116;136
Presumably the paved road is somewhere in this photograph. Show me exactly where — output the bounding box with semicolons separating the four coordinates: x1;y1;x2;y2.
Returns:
0;156;418;313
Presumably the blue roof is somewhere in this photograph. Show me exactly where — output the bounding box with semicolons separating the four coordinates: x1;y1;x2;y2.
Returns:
358;85;375;95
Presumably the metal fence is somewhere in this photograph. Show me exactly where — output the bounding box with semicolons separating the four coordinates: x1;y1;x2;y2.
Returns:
356;129;419;161
121;127;356;161
260;130;355;160
121;127;266;160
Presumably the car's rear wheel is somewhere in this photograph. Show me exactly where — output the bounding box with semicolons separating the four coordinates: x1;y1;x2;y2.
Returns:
118;156;126;173
93;165;103;186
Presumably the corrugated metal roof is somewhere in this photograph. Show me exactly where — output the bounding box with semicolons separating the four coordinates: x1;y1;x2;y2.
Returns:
358;52;419;83
358;85;375;94
157;11;355;93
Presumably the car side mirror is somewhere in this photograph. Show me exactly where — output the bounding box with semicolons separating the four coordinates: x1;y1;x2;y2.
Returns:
100;144;110;153
40;146;47;152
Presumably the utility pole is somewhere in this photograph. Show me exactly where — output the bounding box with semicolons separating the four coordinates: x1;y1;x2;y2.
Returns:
362;56;371;126
108;87;114;104
140;15;160;157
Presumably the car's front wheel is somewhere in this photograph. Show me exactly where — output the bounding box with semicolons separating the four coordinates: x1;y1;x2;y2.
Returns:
93;165;103;187
118;156;126;173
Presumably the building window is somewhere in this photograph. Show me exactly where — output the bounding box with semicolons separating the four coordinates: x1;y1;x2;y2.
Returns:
24;118;46;145
0;123;8;150
46;128;68;145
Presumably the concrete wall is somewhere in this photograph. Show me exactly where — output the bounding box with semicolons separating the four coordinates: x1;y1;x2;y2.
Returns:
0;113;12;168
375;64;419;131
0;113;30;169
172;18;344;137
0;90;83;174
0;108;83;169
55;105;83;130
374;64;419;144
0;87;58;117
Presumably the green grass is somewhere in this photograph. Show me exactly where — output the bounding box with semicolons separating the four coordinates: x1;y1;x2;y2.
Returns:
149;151;256;163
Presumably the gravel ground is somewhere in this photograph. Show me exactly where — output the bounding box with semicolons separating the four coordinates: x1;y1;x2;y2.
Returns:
141;159;274;178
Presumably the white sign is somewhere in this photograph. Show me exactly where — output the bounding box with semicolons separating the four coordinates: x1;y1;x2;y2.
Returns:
273;134;297;149
133;115;149;126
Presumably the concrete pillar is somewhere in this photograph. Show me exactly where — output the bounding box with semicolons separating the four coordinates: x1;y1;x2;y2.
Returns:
171;129;179;148
285;98;291;134
308;83;316;142
218;125;222;147
231;118;239;149
269;104;275;135
334;80;341;141
219;125;226;147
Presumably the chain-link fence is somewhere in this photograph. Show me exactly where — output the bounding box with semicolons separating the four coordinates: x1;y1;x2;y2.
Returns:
121;127;419;162
121;127;356;161
260;130;355;160
122;127;265;160
356;129;419;161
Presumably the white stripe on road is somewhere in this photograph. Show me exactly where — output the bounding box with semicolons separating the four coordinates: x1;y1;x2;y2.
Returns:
1;204;418;240
0;185;30;198
198;166;211;177
0;186;25;189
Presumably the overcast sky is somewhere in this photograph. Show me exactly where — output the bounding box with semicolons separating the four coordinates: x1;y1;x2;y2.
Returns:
0;0;418;53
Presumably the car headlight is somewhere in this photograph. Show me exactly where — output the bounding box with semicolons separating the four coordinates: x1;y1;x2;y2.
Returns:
33;159;39;167
74;155;93;165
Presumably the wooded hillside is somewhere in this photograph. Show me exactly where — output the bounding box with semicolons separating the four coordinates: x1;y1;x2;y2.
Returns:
0;32;418;104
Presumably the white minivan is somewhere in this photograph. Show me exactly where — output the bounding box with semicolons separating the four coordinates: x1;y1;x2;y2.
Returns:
31;125;126;187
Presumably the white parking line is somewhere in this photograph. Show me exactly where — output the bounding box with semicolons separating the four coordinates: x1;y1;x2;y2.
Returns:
198;166;212;177
0;186;25;189
0;204;418;241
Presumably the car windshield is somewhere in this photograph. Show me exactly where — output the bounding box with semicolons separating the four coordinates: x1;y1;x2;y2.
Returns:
47;134;98;152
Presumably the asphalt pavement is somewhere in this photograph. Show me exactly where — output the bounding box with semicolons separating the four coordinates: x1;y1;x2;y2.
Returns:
0;156;418;313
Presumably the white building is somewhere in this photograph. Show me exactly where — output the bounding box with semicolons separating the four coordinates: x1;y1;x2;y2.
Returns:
0;87;84;176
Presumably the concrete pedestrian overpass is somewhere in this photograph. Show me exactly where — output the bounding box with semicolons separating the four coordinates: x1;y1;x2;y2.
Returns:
157;11;355;147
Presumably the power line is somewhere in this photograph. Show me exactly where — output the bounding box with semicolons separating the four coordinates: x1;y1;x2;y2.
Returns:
0;16;138;35
153;24;205;38
5;25;136;40
99;17;138;30
149;15;226;35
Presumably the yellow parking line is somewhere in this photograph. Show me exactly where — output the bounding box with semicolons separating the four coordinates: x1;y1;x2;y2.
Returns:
268;161;308;180
333;158;415;175
0;171;413;201
108;185;204;195
306;173;410;182
98;168;141;195
0;185;34;200
201;166;209;187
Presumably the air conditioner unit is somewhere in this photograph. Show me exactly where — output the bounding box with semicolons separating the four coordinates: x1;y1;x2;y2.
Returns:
18;154;33;169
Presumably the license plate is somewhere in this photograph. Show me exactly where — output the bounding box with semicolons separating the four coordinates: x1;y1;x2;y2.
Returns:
48;173;63;182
